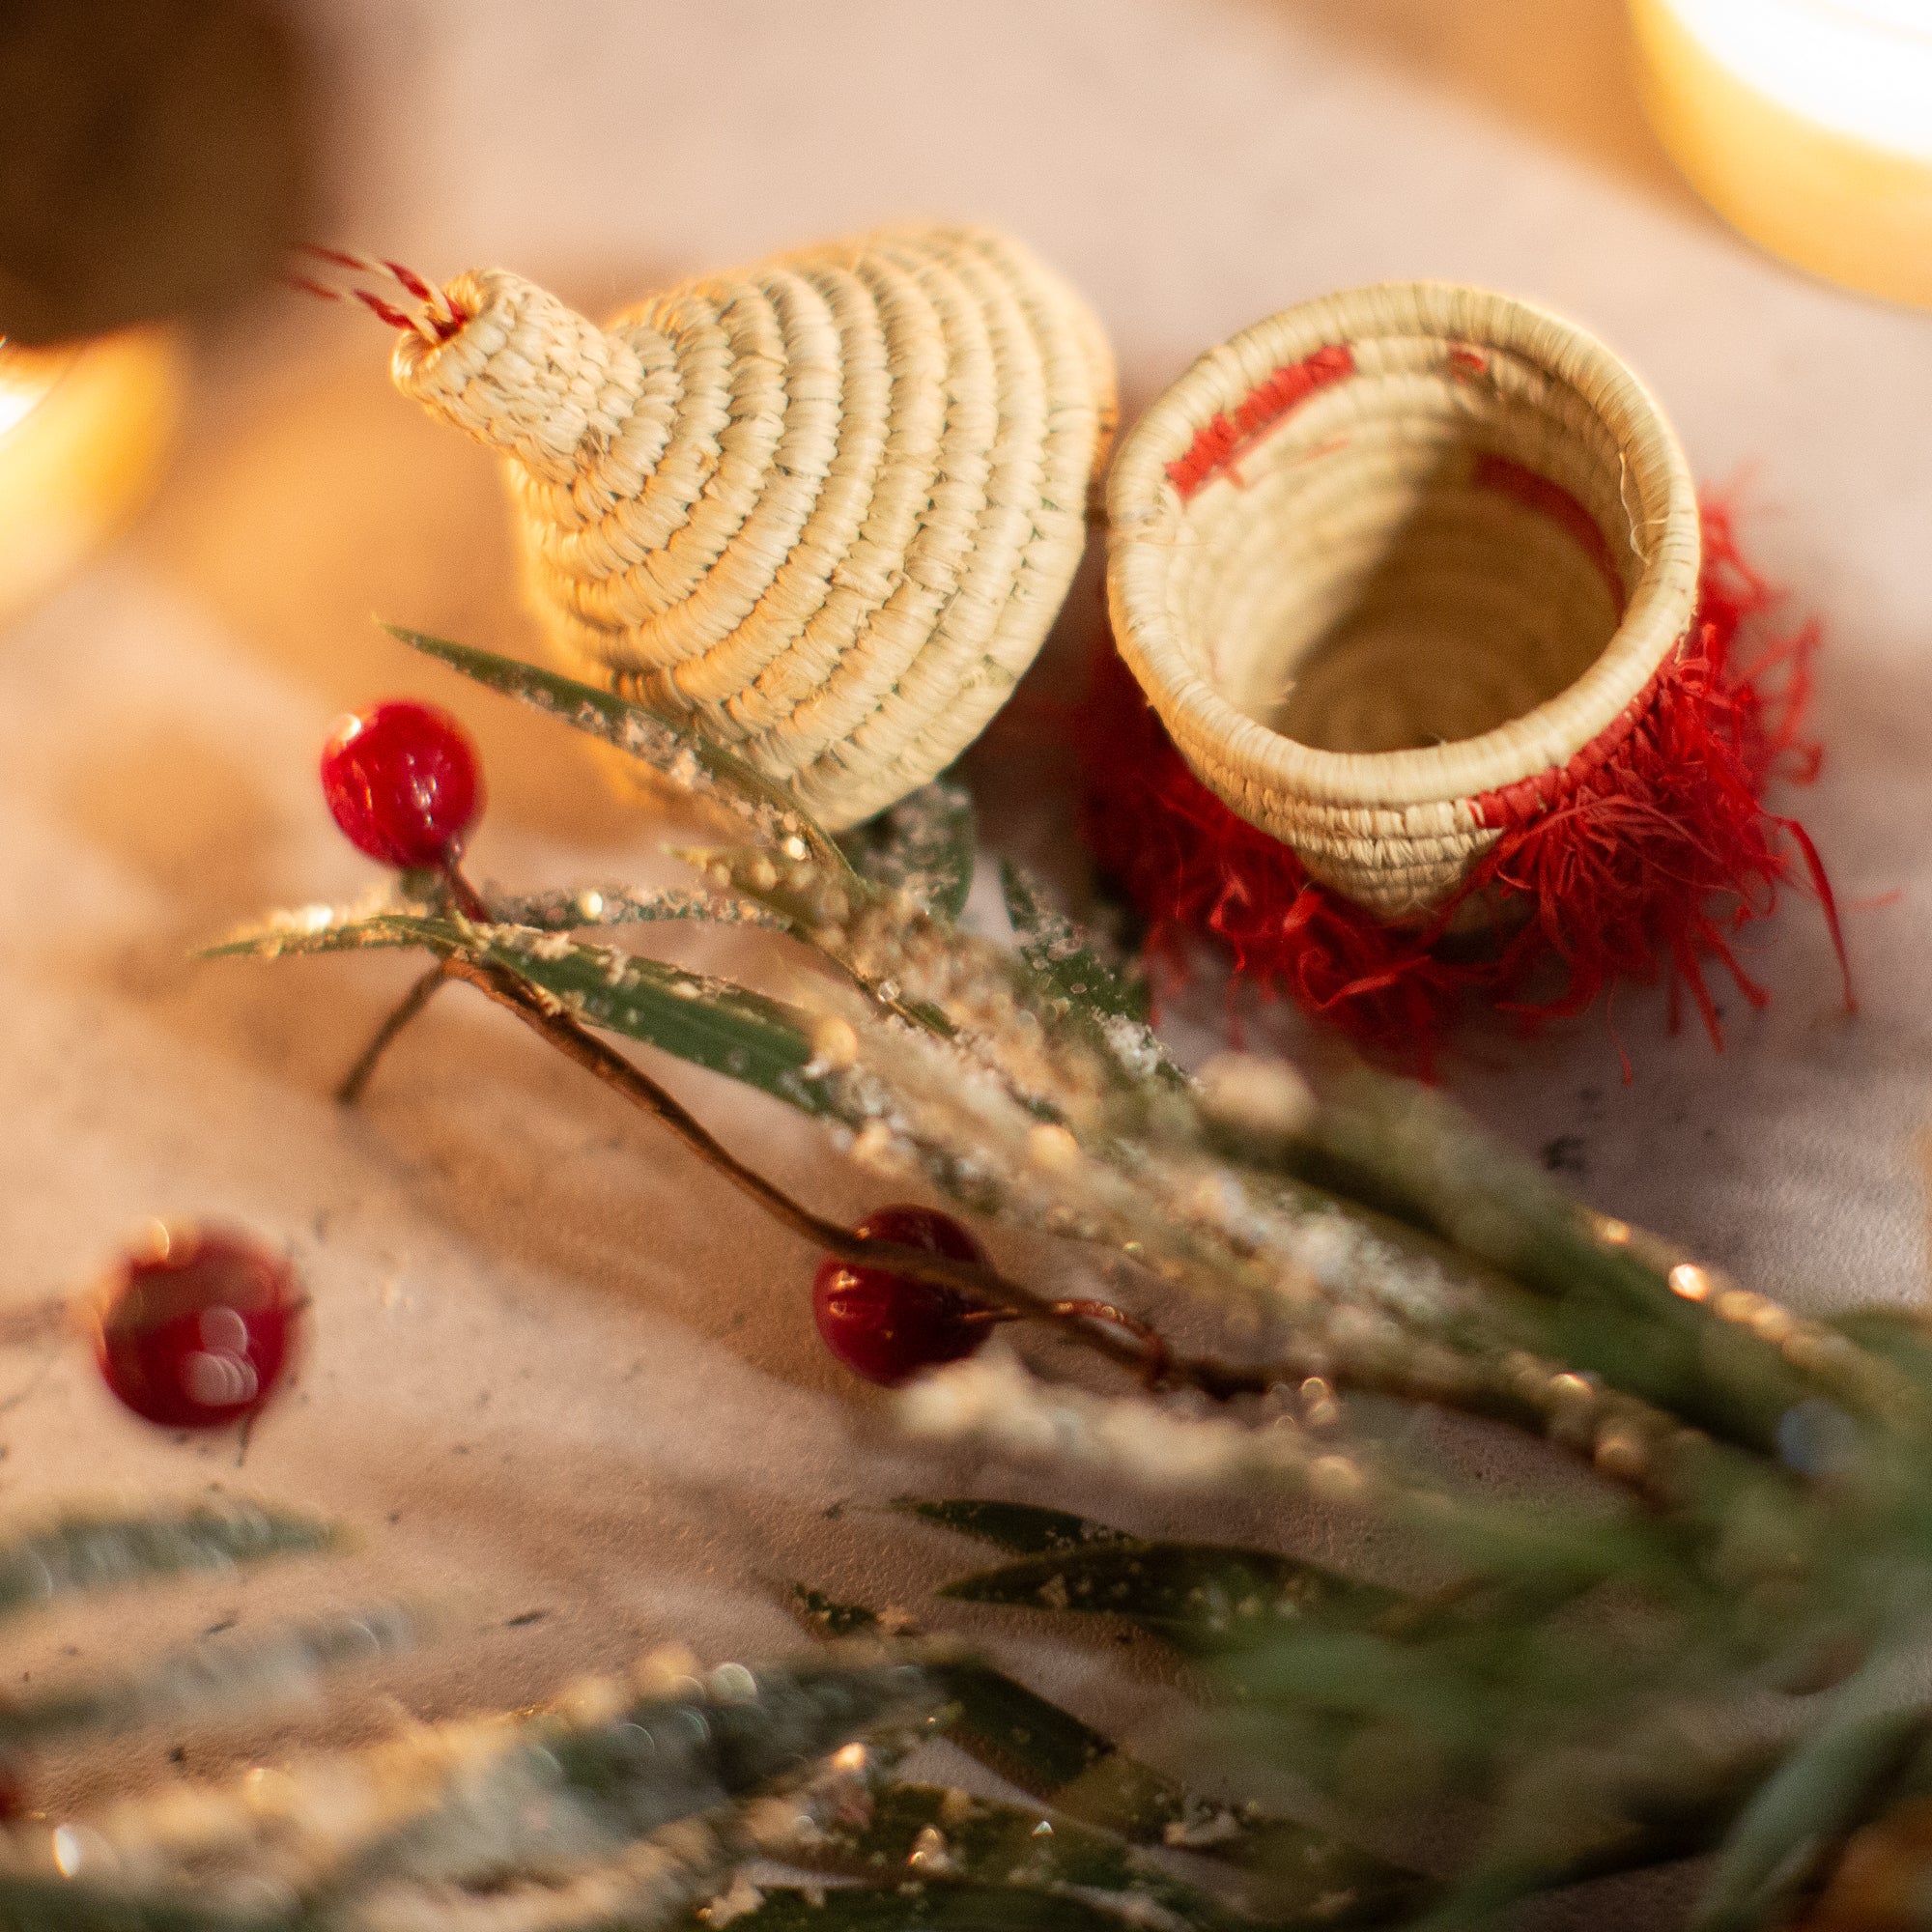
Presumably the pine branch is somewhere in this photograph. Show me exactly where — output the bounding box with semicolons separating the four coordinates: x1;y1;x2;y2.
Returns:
1281;1070;1913;1450
197;617;1932;1926
0;1650;944;1930
789;1584;1426;1923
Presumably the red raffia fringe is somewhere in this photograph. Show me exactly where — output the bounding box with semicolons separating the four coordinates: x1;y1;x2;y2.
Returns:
1078;504;1852;1078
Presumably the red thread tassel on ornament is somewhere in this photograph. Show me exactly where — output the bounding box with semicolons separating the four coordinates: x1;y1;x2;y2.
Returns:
1079;505;1852;1078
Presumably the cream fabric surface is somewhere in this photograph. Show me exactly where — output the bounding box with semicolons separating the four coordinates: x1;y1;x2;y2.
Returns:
1;5;1926;1921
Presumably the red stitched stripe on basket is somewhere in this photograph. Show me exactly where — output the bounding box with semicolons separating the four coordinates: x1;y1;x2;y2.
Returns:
1469;667;1668;829
1167;345;1356;499
1471;453;1626;613
1465;454;1646;830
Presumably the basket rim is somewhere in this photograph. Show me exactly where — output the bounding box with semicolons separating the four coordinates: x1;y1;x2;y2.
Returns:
1105;281;1702;813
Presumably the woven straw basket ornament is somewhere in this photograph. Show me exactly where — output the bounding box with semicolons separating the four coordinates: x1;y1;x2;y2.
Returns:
1106;282;1700;924
387;226;1116;831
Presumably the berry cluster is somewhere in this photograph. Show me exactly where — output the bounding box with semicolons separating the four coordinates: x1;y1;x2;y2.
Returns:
314;694;998;1391
96;702;1004;1435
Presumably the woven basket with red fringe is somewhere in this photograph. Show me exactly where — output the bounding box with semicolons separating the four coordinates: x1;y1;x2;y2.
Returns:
1090;283;1848;1073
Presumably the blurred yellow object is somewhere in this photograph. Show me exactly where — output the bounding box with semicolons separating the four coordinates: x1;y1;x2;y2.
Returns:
1632;0;1932;308
0;327;182;626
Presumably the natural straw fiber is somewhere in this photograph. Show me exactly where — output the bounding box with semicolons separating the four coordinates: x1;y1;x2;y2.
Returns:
1106;282;1701;923
390;227;1117;831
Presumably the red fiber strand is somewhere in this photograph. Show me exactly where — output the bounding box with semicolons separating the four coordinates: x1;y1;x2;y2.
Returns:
383;258;436;303
1078;503;1849;1077
287;246;469;344
353;289;415;331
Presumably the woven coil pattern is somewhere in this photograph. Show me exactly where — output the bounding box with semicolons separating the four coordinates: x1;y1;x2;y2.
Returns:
1105;283;1701;922
392;227;1116;831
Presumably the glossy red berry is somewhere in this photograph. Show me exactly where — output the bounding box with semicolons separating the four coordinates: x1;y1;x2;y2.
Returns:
94;1225;301;1430
320;700;482;869
812;1205;990;1387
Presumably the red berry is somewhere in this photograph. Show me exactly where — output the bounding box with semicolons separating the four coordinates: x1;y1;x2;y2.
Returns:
320;700;482;869
94;1225;301;1430
812;1206;990;1387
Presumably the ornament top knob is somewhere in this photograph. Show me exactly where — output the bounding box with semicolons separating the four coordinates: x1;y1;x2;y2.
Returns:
392;268;645;487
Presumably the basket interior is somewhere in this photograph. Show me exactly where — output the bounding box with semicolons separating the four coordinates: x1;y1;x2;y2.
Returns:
1168;337;1643;757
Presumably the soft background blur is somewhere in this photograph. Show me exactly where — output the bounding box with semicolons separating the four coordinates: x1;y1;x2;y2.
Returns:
2;6;1927;1920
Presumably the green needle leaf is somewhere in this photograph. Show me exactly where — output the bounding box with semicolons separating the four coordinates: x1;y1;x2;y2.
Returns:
838;776;978;920
212;909;848;1122
481;884;779;934
784;1585;1174;1836
0;1881;285;1932
938;1543;1406;1657
383;625;851;877
1000;861;1148;1027
1690;1646;1932;1932
795;1585;1423;1918
0;1503;334;1622
792;1586;888;1640
681;1885;1140;1931
796;1783;1252;1932
202;907;441;960
933;1665;1420;1920
1280;1071;1827;1455
898;1498;1140;1557
474;926;840;1116
0;1605;418;1748
929;1659;1178;1839
331;1657;946;1910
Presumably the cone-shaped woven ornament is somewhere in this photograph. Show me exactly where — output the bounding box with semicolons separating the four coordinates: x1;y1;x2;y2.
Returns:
389;226;1117;831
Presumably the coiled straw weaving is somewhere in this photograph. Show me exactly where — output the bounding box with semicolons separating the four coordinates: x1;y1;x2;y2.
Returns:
389;227;1117;831
1106;282;1701;923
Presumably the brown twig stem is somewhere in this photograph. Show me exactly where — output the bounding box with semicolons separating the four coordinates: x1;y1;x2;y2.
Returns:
335;963;451;1105
334;863;488;1105
1048;1298;1173;1386
440;859;493;923
432;952;1273;1397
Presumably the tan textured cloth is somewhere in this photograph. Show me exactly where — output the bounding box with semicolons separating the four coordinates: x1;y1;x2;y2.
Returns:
0;5;1924;1919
